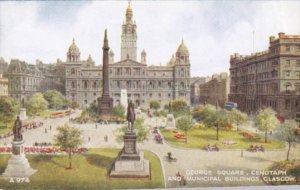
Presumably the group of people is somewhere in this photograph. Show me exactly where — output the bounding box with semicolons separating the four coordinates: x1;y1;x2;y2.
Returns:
206;144;219;151
33;142;52;147
248;145;265;152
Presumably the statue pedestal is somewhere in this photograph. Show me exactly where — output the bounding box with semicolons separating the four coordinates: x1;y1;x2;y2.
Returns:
166;114;175;128
110;130;150;178
19;108;27;121
1;140;36;179
97;95;113;118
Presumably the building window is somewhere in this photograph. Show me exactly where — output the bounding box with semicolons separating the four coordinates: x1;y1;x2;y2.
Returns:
285;99;290;110
296;60;300;67
285;82;292;93
84;81;88;89
85;93;87;97
285;45;290;52
296;71;300;79
285;71;291;77
285;60;290;67
94;93;96;96
84;100;87;104
71;68;76;76
71;81;75;88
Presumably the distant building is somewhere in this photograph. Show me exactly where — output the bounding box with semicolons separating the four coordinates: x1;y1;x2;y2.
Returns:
0;74;9;97
190;77;206;105
4;59;65;105
0;57;8;74
229;32;300;119
198;72;229;107
64;3;190;108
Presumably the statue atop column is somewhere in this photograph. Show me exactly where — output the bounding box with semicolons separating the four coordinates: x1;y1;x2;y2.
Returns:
126;100;135;131
13;116;23;142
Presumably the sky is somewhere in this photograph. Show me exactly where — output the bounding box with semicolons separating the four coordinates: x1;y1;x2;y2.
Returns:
0;0;299;76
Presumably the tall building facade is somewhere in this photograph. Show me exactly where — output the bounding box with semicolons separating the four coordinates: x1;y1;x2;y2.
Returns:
65;3;190;108
4;59;65;105
229;32;300;119
0;74;8;97
198;73;229;107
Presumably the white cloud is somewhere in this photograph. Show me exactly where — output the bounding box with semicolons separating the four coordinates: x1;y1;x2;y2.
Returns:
0;1;299;76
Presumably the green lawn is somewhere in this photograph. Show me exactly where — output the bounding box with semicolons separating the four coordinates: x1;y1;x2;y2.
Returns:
161;128;285;150
0;149;164;190
0;121;14;136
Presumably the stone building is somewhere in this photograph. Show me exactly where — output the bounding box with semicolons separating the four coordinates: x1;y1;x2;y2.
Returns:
0;74;9;97
198;72;229;107
229;32;300;119
4;59;65;105
190;77;206;105
65;3;190;108
0;58;8;74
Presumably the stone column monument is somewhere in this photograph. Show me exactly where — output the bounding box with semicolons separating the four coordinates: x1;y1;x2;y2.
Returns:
110;101;150;178
98;29;113;118
1;116;36;179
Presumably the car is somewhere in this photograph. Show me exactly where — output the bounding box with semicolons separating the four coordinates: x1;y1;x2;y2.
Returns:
224;102;238;110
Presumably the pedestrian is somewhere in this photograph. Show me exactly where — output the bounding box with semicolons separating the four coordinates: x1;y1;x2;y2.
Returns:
45;128;47;133
50;125;52;130
88;136;91;142
104;135;108;142
241;149;243;157
95;124;97;129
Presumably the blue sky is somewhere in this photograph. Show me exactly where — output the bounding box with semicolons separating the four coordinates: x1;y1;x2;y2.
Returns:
0;1;299;76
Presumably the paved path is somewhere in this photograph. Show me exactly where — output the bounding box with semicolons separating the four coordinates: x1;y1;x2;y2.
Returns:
1;110;299;188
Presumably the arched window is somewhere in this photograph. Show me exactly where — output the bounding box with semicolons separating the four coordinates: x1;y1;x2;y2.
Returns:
180;82;185;90
84;81;88;89
71;81;75;88
285;82;292;93
71;68;76;76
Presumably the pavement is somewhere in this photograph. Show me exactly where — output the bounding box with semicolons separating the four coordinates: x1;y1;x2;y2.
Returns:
1;110;300;188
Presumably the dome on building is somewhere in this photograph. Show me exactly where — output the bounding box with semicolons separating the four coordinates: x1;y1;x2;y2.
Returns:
109;49;115;56
176;39;189;53
168;54;176;66
68;38;80;53
87;54;94;63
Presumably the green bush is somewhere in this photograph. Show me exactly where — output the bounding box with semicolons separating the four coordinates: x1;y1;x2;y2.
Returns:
112;105;125;119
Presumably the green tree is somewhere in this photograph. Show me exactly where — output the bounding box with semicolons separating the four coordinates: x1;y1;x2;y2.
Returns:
25;93;48;116
0;97;19;127
86;102;98;117
171;99;187;113
277;120;300;161
202;105;228;140
228;108;248;131
191;105;205;122
149;100;160;110
112;105;125;119
176;114;193;143
114;118;149;143
255;107;279;143
43;90;66;110
54;124;83;169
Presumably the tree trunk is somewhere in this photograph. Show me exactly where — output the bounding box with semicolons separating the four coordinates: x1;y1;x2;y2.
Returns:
286;141;291;161
185;130;187;144
216;125;219;141
236;122;239;131
68;148;72;169
265;131;267;143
